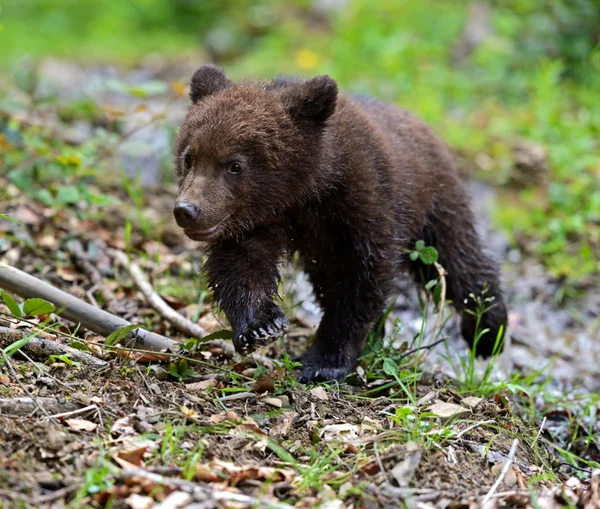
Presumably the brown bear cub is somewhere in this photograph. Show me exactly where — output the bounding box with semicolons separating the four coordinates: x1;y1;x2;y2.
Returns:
173;65;508;383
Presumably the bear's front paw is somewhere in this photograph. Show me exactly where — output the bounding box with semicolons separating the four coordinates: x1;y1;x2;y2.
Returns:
296;347;354;384
233;313;290;355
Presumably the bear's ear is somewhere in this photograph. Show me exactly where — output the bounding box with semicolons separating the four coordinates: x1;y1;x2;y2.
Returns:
282;75;338;124
189;65;230;103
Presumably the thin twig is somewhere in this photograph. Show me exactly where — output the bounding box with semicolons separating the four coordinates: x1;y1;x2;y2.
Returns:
455;419;496;439
431;261;448;339
46;404;98;420
111;249;208;339
397;336;447;362
533;416;546;446
481;439;519;506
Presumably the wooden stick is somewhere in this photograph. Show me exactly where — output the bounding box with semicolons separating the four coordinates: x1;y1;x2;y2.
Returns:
0;397;82;416
0;264;179;353
111;250;208;339
0;326;108;367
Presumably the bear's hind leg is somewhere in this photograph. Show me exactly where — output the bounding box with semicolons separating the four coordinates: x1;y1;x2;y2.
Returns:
414;197;508;357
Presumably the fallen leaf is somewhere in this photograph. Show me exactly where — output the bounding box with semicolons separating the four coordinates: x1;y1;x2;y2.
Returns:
270;412;297;438
124;493;154;509
391;450;423;486
114;446;148;468
491;462;517;487
57;266;83;282
185;379;220;392
462;396;483;408
321;424;359;442
66;418;98;432
309;387;329;401
252;373;276;393
110;416;136;437
154;491;192;509
428;401;470;421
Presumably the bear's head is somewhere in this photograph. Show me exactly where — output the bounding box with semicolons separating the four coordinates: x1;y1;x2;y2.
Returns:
173;65;338;242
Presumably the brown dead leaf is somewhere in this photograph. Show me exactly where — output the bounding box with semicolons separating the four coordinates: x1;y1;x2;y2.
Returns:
0;374;10;385
252;373;276;393
114;446;148;468
66;418;98;432
57;265;83;282
233;419;267;436
270;412;297;438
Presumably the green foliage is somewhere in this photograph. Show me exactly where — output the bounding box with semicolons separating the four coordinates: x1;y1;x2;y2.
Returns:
104;324;139;347
410;240;439;265
0;291;56;318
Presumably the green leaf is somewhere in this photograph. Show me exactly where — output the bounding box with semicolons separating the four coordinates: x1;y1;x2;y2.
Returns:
382;357;398;378
1;291;23;318
33;189;55;207
409;251;419;261
68;340;92;352
415;240;425;250
418;246;438;265
55;185;81;205
0;213;21;225
22;298;56;316
200;329;233;341
424;279;437;291
2;335;33;360
105;324;140;346
7;169;33;191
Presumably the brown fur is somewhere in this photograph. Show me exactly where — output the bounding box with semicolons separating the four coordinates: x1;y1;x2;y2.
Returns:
173;65;508;382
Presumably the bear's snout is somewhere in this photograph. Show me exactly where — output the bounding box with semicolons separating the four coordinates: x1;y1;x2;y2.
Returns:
173;201;200;228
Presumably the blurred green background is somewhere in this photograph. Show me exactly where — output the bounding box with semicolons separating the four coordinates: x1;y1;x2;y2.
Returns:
1;0;599;286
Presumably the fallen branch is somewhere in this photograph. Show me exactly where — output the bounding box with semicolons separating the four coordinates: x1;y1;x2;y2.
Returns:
111;249;208;339
120;467;295;509
0;397;82;416
481;439;520;506
0;326;108;367
0;264;179;353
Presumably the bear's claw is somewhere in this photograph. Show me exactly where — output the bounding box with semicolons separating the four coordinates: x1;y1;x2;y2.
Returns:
234;315;290;355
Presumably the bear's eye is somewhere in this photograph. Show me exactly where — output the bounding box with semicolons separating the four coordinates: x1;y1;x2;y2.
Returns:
228;161;243;175
184;151;192;170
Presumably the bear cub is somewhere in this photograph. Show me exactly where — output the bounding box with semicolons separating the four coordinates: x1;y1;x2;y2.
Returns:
174;65;508;383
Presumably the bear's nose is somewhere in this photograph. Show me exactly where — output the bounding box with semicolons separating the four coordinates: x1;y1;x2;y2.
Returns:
174;201;200;228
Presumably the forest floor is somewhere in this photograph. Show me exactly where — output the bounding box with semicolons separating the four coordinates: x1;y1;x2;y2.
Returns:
0;60;599;509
